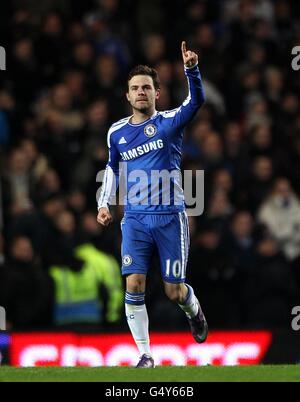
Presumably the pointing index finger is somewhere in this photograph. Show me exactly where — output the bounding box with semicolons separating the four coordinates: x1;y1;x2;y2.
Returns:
181;41;187;55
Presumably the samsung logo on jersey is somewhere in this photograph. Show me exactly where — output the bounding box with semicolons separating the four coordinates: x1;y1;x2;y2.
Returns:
120;139;164;161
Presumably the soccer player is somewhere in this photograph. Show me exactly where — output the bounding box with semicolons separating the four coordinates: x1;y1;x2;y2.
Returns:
97;41;208;368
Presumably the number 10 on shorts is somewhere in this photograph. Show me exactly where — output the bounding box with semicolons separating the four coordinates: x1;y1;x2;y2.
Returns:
165;259;184;280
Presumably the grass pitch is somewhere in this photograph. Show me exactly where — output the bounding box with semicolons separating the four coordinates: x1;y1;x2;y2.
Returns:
0;365;299;382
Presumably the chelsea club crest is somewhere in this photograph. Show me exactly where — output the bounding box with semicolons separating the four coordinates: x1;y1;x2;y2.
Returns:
122;255;133;266
144;124;157;138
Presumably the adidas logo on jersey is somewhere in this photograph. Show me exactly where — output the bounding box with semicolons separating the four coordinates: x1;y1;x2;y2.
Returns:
119;137;127;144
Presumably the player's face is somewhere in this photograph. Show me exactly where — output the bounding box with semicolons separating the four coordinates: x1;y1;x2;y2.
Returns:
127;75;160;113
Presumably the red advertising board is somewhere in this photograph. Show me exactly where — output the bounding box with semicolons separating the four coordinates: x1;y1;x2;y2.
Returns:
10;331;272;367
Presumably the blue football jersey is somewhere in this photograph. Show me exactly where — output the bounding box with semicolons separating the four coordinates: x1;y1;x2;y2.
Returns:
98;64;205;214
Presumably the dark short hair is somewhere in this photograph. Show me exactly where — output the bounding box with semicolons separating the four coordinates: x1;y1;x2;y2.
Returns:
127;65;160;90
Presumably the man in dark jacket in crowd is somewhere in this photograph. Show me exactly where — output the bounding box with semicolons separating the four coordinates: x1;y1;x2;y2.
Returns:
243;236;299;328
0;236;53;330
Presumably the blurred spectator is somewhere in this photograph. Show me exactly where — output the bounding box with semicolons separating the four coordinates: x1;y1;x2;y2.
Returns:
35;83;85;187
13;0;70;18
7;193;65;267
49;240;123;327
189;224;240;328
199;132;226;176
202;79;226;116
2;148;33;218
50;209;80;265
11;38;40;107
0;236;52;329
67;22;88;45
63;70;88;109
37;83;84;132
223;122;244;175
193;23;223;84
223;210;256;271
264;67;284;110
141;34;166;66
86;11;130;71
211;169;234;198
156;86;172;111
243;235;298;328
70;41;94;75
67;189;87;223
0;110;10;149
136;1;164;34
258;177;300;262
35;13;67;84
155;60;174;87
245;95;271;130
34;168;62;203
238;156;274;213
91;54;123;111
206;190;234;234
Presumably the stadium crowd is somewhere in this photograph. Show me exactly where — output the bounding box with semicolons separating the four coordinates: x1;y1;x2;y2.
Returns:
0;0;300;331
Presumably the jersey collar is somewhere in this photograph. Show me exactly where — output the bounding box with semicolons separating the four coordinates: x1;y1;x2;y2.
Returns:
128;110;158;127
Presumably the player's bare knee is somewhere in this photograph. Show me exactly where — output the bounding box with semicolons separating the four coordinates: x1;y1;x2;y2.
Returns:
126;274;146;294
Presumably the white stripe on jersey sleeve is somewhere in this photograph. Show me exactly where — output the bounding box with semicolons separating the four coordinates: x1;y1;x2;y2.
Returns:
107;117;130;148
97;165;116;210
182;71;192;106
159;108;181;118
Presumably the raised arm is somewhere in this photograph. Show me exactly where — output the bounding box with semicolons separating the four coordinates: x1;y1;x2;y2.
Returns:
170;41;205;128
